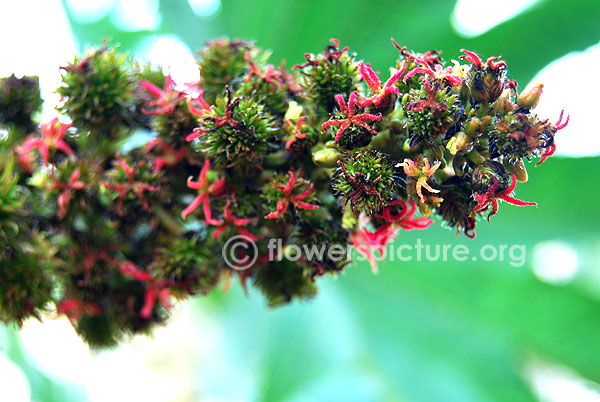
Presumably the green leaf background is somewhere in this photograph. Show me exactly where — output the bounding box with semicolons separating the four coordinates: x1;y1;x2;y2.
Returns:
2;0;600;400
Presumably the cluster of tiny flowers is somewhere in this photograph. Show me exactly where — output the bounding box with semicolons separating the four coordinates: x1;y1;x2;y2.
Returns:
0;38;567;347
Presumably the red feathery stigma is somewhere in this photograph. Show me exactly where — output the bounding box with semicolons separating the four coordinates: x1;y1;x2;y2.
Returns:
403;58;462;87
244;51;284;93
100;157;159;216
405;80;448;114
356;61;405;107
322;91;382;145
351;224;397;272
285;116;309;150
376;199;434;230
186;86;241;142
292;38;349;70
119;261;173;319
145;137;187;173
16;118;74;166
140;74;186;115
265;170;319;219
181;159;226;221
471;173;537;221
210;200;260;241
58;299;103;323
46;167;85;219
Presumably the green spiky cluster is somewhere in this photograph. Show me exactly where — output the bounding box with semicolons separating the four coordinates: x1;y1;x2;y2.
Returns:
333;149;399;216
195;90;278;169
295;42;359;112
401;82;459;150
197;38;256;104
57;45;136;137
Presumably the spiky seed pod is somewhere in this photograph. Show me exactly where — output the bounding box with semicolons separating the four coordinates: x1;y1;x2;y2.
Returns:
436;175;477;238
99;155;162;218
325;101;377;150
489;112;556;162
151;234;221;295
0;74;42;133
295;40;359;113
471;161;510;195
196;38;256;104
253;259;317;307
333;149;400;216
402;80;459;149
289;217;350;275
261;170;319;221
195;89;278;170
57;45;136;138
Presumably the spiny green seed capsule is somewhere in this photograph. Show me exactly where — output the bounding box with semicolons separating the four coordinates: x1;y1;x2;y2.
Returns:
58;45;136;137
294;39;359;113
196;38;256;104
151;234;221;295
402;81;459;149
436;176;477;239
194;87;278;169
0;74;42;133
332;149;400;216
489;112;555;162
253;259;317;307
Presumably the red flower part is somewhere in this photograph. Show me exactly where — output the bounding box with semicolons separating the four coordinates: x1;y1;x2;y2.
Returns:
505;79;519;97
264;170;319;219
186;86;241;142
46;167;85;219
376;199;434;230
351;224;397;273
285;116;309;150
292;38;349;70
145;137;187;173
119;261;173;319
210;200;260;241
459;49;483;68
140;74;186;115
337;160;384;214
460;49;507;71
391;38;442;68
186;92;211;117
486;56;507;70
322;91;382;145
140;282;173;319
100;158;159;216
244;51;284;93
57;299;103;323
17;118;74;166
536;110;569;166
404;80;448;114
356;61;405;107
471;173;537;221
181;159;226;221
79;245;118;284
402;59;462;87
